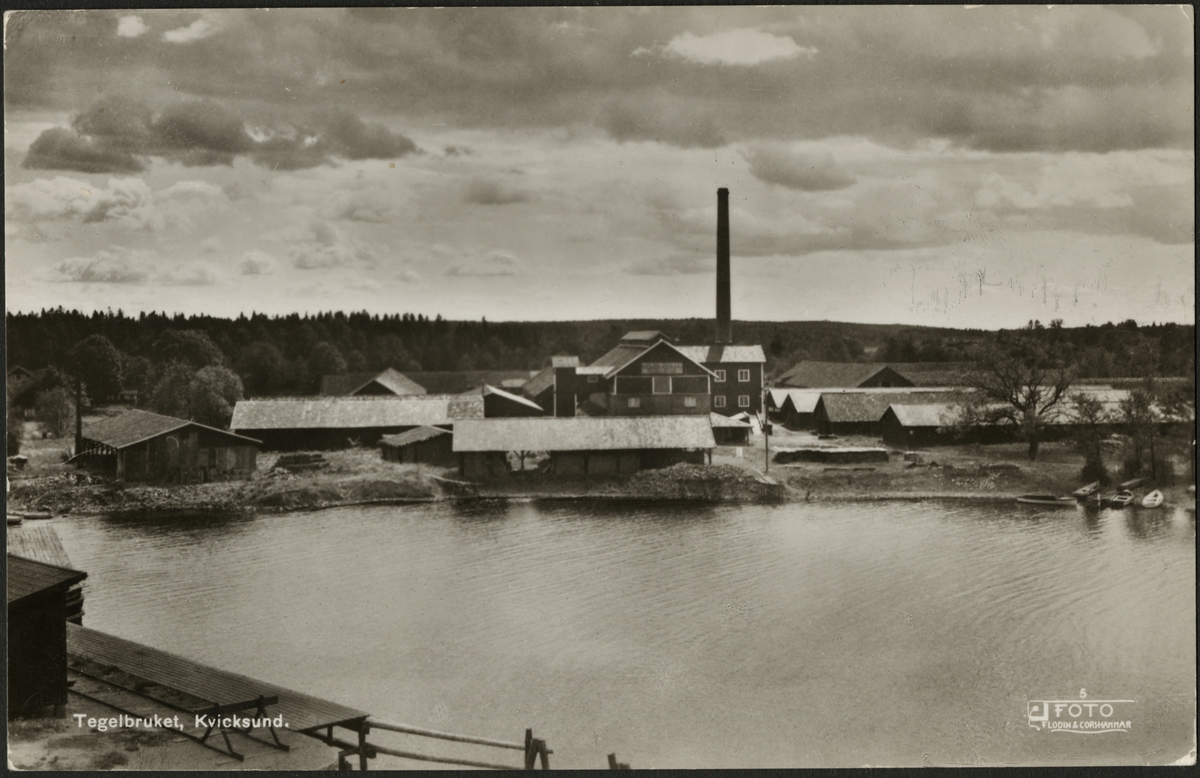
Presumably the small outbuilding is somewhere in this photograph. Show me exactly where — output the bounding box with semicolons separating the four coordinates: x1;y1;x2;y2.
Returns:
880;403;960;447
379;426;455;466
76;409;260;484
8;554;88;717
710;412;752;446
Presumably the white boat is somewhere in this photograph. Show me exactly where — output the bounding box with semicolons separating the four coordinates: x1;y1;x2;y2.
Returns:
1141;490;1164;509
1072;481;1100;499
1109;490;1135;508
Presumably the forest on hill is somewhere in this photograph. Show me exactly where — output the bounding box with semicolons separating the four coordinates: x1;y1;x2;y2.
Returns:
6;308;1194;404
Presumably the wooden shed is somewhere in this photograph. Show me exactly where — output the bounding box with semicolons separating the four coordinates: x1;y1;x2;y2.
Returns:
814;390;967;438
379;426;455;466
8;554;88;717
7;524;84;623
710;412;752;446
880;403;960;447
76;409;260;484
453;416;715;479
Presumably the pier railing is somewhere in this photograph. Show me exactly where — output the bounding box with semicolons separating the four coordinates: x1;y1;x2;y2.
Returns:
358;718;551;770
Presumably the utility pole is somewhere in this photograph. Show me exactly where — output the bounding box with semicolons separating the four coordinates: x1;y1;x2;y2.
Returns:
762;385;770;474
74;374;83;457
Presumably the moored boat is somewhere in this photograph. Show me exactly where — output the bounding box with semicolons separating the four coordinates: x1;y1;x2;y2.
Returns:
1072;481;1100;499
1141;490;1164;509
1016;494;1077;507
1109;490;1135;508
6;515;23;526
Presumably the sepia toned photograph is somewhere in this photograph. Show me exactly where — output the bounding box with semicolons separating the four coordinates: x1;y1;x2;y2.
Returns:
5;6;1195;770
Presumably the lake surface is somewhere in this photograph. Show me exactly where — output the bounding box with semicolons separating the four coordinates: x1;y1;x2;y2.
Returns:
52;499;1194;768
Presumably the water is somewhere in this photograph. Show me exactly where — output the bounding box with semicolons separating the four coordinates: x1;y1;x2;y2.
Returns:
51;500;1195;768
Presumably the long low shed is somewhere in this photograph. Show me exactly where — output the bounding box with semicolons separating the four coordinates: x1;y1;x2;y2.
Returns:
453;416;716;478
231;395;484;450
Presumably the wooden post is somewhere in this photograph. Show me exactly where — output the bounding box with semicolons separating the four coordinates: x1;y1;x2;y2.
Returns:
358;723;369;771
524;729;535;769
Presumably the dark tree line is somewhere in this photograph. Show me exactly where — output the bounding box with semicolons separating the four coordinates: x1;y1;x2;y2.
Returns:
6;309;1193;409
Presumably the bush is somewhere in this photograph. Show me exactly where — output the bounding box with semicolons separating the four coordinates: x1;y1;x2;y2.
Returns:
1121;457;1143;479
1081;451;1110;486
7;428;21;456
1151;457;1176;486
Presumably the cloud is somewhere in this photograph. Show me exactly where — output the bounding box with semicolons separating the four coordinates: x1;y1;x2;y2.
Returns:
52;248;154;284
23;99;419;173
163;18;219;44
599;98;727;148
657;29;815;66
443;145;475;157
743;145;857;191
287;221;380;269
6;175;228;234
323;186;403;223
465;178;531;206
240;250;276;275
200;236;223;254
160;262;220;286
116;16;148;38
23;127;146;174
446;249;525;276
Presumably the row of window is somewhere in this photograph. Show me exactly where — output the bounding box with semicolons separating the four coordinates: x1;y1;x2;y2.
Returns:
713;369;752;383
625;395;751;409
627;396;700;408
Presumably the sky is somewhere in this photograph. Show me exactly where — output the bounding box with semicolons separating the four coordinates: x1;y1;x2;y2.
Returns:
3;7;1194;329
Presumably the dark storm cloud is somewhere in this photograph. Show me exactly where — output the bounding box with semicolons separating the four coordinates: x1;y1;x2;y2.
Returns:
7;7;1193;156
22;97;420;173
24;128;147;174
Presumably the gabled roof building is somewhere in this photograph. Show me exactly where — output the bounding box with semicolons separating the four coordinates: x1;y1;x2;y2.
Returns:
76;409;260;483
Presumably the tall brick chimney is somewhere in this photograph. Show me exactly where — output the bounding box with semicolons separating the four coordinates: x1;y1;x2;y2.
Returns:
715;187;732;344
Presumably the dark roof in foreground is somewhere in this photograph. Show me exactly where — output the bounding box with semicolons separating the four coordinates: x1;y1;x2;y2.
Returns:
453;416;716;452
8;554;87;606
82;409;261;449
379;425;451;448
231;395;484;430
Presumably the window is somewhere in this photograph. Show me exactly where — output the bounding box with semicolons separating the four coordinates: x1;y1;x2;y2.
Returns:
714;395;726;408
714;369;726;382
587;375;598;383
683;397;697;408
738;395;750;408
628;397;641;408
738;369;750;382
642;362;683;375
652;376;671;394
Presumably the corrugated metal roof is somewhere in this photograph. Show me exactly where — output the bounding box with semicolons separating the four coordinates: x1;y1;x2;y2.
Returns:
8;554;87;605
231;395;484;430
779;361;904;388
482;384;546;412
82;409;261;450
675;345;766;364
379;425;451;448
351;368;428;396
453;416;716;452
820;390;966;423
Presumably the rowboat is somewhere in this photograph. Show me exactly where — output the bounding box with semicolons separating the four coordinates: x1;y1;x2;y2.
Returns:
1016;495;1077;507
1141;490;1164;509
1108;491;1135;508
1072;481;1100;499
1118;476;1149;491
